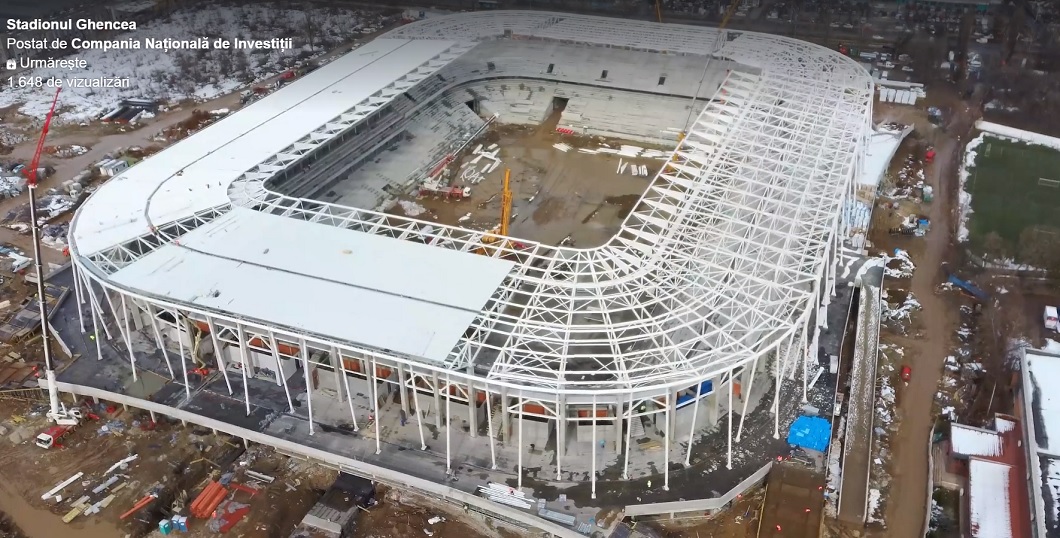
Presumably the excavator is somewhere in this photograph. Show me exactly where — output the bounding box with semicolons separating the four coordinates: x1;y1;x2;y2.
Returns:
474;168;524;258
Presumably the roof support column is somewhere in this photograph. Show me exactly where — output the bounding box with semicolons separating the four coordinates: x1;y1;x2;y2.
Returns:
331;348;344;404
735;354;759;443
622;392;634;480
773;337;784;440
432;372;443;429
805;326;819;404
336;350;358;431
466;364;477;438
663;392;671;491
517;392;524;490
115;294;137;382
726;366;734;470
175;311;191;400
590;394;597;500
82;277;112;340
445;372;452;472
484;389;497;469
556;394;565;480
500;386;509;443
684;383;702;466
613;400;622;454
411;372;426;450
88;288;103;361
206;317;233;395
270;332;295;412
370;357;381;455
300;338;313;435
71;264;86;334
144;303;174;379
397;364;408;415
235;324;252;417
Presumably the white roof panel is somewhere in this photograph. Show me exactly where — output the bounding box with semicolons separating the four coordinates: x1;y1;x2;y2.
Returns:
73;38;461;256
110;211;515;362
1028;352;1060;452
968;458;1013;538
950;424;1003;458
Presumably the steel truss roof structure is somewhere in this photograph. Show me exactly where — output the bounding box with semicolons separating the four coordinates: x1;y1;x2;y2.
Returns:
70;11;874;398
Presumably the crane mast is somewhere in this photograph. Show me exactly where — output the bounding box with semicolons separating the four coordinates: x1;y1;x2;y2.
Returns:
27;86;72;423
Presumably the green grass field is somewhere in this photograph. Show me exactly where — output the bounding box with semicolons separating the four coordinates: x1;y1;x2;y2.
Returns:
965;136;1060;256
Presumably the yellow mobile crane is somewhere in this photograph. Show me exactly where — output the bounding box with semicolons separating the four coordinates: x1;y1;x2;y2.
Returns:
475;169;517;257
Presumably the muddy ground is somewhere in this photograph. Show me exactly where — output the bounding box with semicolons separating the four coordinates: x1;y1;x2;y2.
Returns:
390;121;667;248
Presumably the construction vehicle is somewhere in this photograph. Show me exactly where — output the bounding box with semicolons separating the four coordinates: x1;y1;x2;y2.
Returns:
35;412;82;449
418;184;470;200
475;169;526;257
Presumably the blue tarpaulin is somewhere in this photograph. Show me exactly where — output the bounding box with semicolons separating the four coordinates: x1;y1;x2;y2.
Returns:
786;415;832;453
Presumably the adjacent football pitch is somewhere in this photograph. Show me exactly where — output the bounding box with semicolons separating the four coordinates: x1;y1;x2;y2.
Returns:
965;136;1060;253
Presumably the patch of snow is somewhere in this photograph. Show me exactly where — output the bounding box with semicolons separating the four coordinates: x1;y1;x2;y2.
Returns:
398;200;427;217
867;488;883;522
957;133;986;243
1043;339;1060;355
976;120;1060;151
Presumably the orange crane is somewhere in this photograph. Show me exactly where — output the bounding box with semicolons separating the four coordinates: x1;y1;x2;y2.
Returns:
475;169;518;257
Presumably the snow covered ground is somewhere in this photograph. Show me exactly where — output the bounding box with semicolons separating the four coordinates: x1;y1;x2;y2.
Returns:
0;4;394;122
957;133;986;243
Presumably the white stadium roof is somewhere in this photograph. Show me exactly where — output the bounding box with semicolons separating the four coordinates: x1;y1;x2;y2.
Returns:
71;11;874;394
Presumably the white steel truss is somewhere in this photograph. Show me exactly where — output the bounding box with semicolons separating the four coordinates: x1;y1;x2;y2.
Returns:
70;11;873;398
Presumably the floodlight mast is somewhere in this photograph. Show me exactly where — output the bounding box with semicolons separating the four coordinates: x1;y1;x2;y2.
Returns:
27;86;66;422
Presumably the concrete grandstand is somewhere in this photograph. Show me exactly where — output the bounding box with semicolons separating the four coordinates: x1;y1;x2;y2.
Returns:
60;10;873;531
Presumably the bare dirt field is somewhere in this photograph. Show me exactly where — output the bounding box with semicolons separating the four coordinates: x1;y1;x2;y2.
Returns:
390;122;667;248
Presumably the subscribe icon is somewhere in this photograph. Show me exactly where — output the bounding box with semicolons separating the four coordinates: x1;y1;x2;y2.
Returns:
5;59;15;70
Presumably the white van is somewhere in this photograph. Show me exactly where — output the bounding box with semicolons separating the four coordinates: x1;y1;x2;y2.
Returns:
1045;306;1059;331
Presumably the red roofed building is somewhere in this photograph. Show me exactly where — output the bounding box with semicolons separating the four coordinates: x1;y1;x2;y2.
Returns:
946;414;1031;538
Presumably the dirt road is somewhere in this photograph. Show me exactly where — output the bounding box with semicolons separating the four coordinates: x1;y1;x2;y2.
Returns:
879;99;979;536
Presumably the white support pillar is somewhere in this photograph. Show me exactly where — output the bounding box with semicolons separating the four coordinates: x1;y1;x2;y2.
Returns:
622;393;634;480
555;395;563;480
517;394;524;490
300;339;314;435
89;295;102;361
206;317;233;395
663;392;671;491
411;373;426;450
236;325;252;417
727;367;734;470
485;391;497;469
445;373;452;472
431;372;443;429
736;355;760;442
397;364;409;415
331;349;344;403
72;265;86;334
500;386;510;442
145;304;175;379
684;387;701;466
591;395;597;500
269;332;295;413
466;365;478;439
117;294;137;382
83;281;112;340
773;346;782;440
175;312;191;400
336;351;359;431
614;401;622;454
370;358;381;455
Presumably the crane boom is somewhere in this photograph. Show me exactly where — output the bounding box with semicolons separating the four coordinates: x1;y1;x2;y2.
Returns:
499;168;512;237
27;86;67;423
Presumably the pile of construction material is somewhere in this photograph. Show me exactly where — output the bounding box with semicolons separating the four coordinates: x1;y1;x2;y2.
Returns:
477;483;534;510
571;144;671;160
0;175;27;198
552;143;572;153
459;143;502;185
42;223;70;251
616;159;651;177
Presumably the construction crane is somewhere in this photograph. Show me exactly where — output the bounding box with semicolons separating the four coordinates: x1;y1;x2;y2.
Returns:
27;87;79;425
674;0;744;154
475;168;520;257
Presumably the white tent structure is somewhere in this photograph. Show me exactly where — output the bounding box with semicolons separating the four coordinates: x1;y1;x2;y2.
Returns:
68;11;873;500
